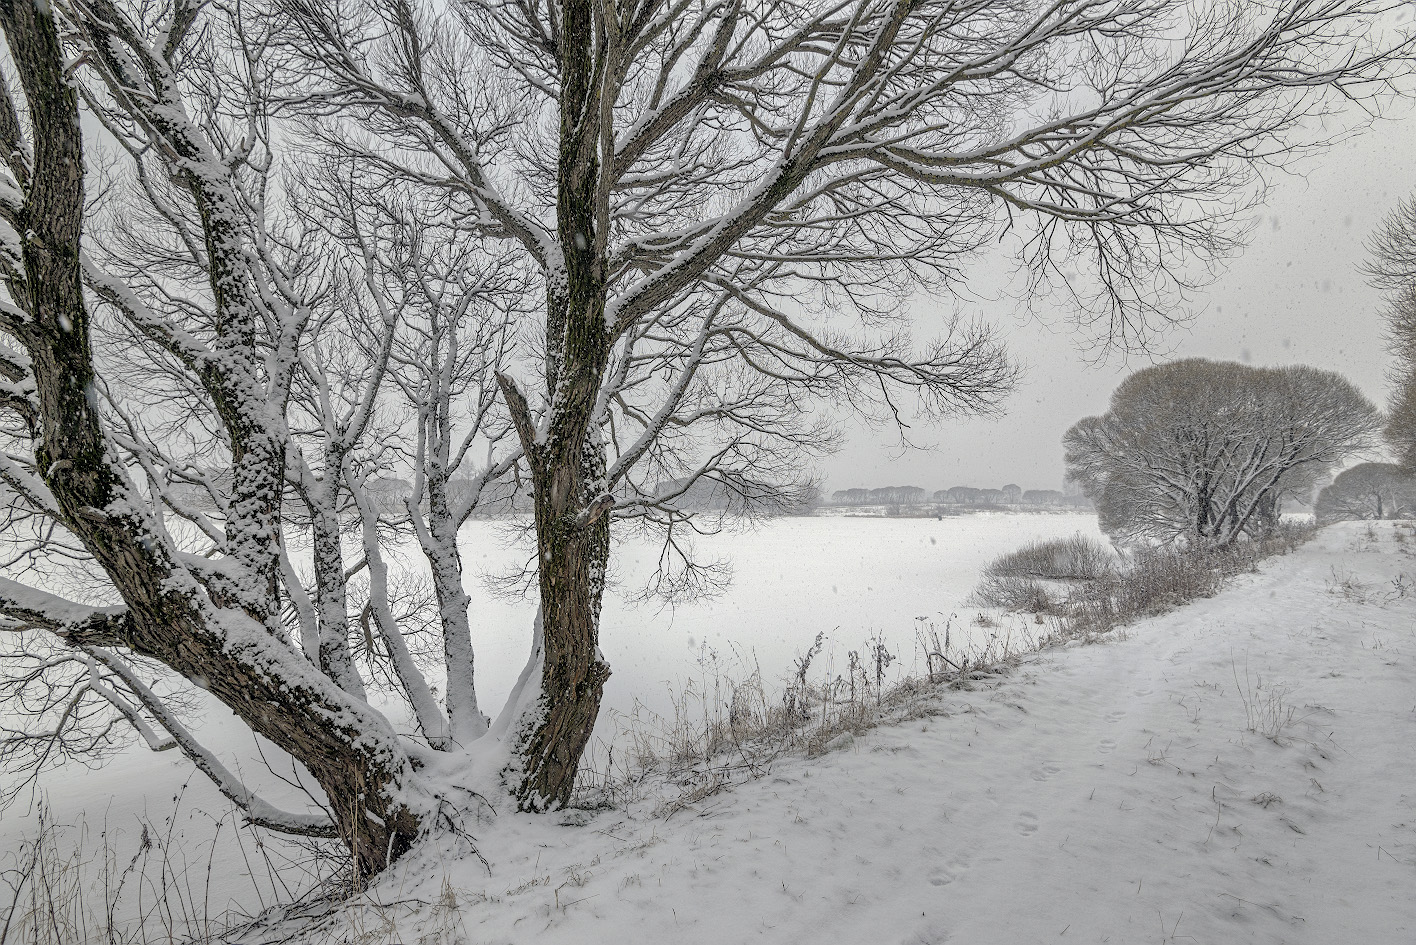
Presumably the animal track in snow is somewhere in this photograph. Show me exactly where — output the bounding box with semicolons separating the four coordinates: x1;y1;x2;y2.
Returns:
1031;761;1063;781
1016;811;1039;836
927;857;970;887
1098;738;1117;754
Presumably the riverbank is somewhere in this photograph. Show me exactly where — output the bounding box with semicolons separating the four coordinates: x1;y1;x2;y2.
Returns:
254;520;1416;944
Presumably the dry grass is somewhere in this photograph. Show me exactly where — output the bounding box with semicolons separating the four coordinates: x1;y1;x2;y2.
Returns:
573;617;1042;817
974;523;1317;642
0;795;338;945
1231;657;1298;744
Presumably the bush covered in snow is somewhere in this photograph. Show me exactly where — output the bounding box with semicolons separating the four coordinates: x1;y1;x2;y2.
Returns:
971;534;1117;613
973;524;1317;634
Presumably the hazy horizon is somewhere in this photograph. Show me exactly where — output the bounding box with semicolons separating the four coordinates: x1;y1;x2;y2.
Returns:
816;103;1416;496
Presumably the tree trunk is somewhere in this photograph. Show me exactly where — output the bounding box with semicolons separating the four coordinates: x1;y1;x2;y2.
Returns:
85;588;423;876
425;470;488;744
309;482;368;698
512;433;612;810
0;0;421;878
500;0;614;810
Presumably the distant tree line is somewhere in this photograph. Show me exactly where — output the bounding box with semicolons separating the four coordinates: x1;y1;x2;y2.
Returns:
828;484;1090;509
1315;463;1416;523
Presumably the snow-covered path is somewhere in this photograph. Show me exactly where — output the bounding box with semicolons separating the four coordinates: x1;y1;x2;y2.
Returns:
292;522;1416;945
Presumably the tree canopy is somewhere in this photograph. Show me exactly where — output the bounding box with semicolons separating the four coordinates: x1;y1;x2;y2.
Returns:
1065;360;1381;545
1367;196;1416;468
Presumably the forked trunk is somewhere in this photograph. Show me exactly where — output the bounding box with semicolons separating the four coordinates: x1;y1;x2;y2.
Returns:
0;0;422;878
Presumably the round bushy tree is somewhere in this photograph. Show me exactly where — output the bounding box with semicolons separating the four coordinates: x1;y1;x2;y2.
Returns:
1316;463;1416;522
1065;360;1381;545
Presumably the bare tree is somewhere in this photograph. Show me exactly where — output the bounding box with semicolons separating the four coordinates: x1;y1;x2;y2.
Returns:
290;173;528;746
1;0;1413;877
1366;195;1416;468
0;0;529;877
270;0;1415;809
0;0;434;875
1065;360;1382;545
1315;462;1416;522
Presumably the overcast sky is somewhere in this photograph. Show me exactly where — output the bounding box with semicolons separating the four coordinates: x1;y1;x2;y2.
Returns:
817;101;1416;497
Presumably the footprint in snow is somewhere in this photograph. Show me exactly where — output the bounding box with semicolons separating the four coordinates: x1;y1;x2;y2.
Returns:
927;857;970;887
1031;761;1063;781
1017;812;1039;836
901;920;950;944
1098;738;1117;754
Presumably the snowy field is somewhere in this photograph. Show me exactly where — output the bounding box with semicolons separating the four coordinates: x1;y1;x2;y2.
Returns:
467;512;1103;726
0;512;1101;931
4;519;1414;943
273;519;1416;945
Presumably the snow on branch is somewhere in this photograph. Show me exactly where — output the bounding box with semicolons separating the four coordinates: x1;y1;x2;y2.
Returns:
0;577;131;646
85;646;340;838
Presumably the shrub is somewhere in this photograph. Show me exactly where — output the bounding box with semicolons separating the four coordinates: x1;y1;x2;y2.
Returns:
983;533;1117;581
971;534;1116;612
1062;522;1315;636
972;522;1316;634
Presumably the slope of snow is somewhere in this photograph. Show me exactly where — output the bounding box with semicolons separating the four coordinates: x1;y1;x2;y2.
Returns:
275;520;1416;945
0;513;1099;936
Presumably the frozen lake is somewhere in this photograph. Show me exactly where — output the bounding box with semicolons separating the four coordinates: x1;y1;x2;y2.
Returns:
5;513;1105;797
465;512;1104;729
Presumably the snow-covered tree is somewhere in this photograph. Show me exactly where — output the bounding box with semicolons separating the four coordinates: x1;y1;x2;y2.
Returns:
1;0;1413;877
1065;360;1382;545
0;0;535;876
1366;196;1416;469
1315;463;1416;522
0;0;431;874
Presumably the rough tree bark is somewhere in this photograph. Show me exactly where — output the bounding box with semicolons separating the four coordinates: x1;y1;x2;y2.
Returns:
0;0;422;877
487;0;619;809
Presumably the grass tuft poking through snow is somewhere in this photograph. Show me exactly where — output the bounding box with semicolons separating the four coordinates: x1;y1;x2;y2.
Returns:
571;616;1041;817
1231;656;1299;743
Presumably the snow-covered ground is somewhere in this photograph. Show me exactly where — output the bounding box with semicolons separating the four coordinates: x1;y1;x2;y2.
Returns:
0;513;1101;935
270;520;1416;945
460;512;1104;724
